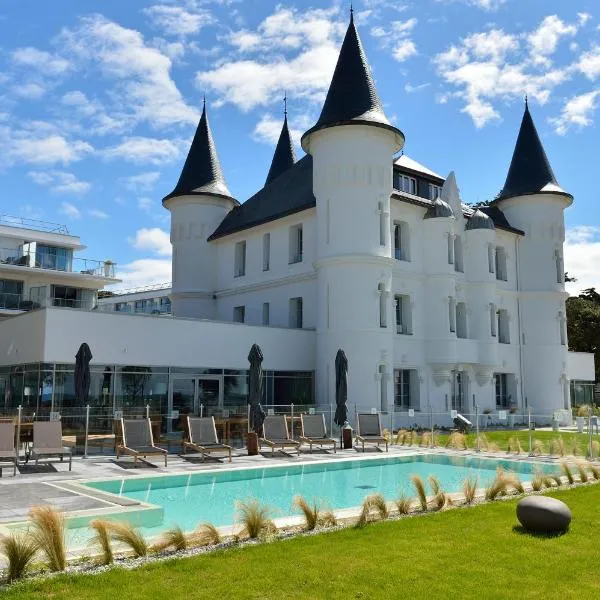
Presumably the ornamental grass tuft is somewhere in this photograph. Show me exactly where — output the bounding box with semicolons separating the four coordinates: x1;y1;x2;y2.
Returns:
89;519;114;565
108;521;148;557
561;462;575;485
394;429;407;445
29;505;66;572
550;437;566;457
155;526;188;553
293;496;336;531
0;531;39;583
356;494;388;527
236;500;276;539
575;462;589;484
192;523;221;547
395;494;412;515
428;476;450;511
532;439;545;456
447;432;467;450
462;476;478;505
411;475;428;511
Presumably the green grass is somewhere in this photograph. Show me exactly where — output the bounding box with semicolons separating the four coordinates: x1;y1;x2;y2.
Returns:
4;484;599;600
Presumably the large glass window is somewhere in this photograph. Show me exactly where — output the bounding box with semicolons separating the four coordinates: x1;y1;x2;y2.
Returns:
51;285;96;310
495;373;508;408
393;222;410;261
394;174;417;195
0;279;24;309
498;310;510;344
394;369;419;409
35;245;73;271
395;294;412;334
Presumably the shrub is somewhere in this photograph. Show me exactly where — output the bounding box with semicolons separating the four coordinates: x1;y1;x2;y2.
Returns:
236;500;276;539
561;462;575;485
462;476;478;504
411;475;428;511
192;523;221;546
0;531;39;583
29;506;66;572
395;495;411;515
576;404;592;417
108;522;148;557
89;519;114;565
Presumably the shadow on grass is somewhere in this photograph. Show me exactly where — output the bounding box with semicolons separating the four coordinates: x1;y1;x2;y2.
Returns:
512;524;569;539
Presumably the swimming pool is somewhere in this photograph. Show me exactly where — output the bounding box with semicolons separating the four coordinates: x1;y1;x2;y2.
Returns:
83;454;557;537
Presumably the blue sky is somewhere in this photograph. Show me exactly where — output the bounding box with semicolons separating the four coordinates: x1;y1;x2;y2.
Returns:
1;0;599;292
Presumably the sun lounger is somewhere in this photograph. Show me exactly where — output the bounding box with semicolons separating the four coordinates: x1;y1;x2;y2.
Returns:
183;416;232;462
30;421;72;470
116;418;168;467
299;414;336;453
356;413;388;452
260;415;301;455
0;422;17;476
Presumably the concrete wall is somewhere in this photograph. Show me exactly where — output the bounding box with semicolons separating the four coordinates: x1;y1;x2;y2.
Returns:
567;351;595;381
0;309;47;364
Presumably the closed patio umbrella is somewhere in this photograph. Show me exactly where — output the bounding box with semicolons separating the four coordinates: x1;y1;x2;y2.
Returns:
75;343;92;405
248;344;266;434
334;349;348;426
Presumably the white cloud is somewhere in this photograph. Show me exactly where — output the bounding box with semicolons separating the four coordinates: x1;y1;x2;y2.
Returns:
370;18;418;64
103;137;182;164
28;170;91;195
435;0;506;10
12;47;71;75
59;15;198;128
393;40;417;62
138;197;154;213
89;209;109;219
61;90;99;116
550;91;600;135
130;227;171;256
565;226;600;295
577;13;592;27
121;171;161;192
464;30;518;62
13;83;47;99
578;46;600;80
143;5;214;36
252;113;311;147
4;132;93;166
59;201;81;220
404;82;431;93
115;258;172;289
528;15;577;66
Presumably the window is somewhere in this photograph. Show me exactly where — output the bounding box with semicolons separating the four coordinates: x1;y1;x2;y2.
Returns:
495;373;509;408
394;295;412;334
497;309;510;344
394;173;417;195
115;302;129;313
555;249;564;284
0;279;24;309
490;304;497;337
449;297;456;332
289;297;303;329
262;233;270;271
51;286;96;310
428;183;442;200
233;306;245;323
35;244;72;271
394;369;419;410
262;302;270;326
378;202;387;246
495;247;507;281
379;364;388;412
488;245;495;274
559;312;566;346
456;302;467;339
234;241;246;277
289;225;303;264
378;283;387;328
393;221;410;261
447;234;455;265
454;236;463;272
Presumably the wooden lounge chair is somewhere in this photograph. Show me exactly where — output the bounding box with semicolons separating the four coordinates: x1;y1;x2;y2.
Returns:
355;413;388;452
30;421;72;470
0;422;18;476
299;414;336;453
183;416;232;462
260;415;301;455
116;418;168;467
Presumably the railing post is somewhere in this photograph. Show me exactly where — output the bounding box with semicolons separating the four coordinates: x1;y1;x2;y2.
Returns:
200;403;204;418
145;404;150;420
290;403;294;440
430;405;434;448
528;409;533;456
16;405;22;464
475;405;480;453
329;403;333;437
83;405;90;459
589;406;594;460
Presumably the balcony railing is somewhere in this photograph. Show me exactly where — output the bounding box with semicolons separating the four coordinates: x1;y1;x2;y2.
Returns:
0;214;70;234
0;292;39;311
289;253;303;265
0;247;117;278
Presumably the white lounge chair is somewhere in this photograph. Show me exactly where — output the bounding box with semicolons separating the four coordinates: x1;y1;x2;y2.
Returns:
0;421;17;476
299;414;336;453
356;413;388;452
116;418;167;467
31;421;72;470
260;415;300;455
183;416;232;462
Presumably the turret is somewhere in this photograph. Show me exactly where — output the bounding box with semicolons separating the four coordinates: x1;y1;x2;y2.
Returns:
163;100;237;319
492;100;572;413
265;108;296;186
302;11;403;412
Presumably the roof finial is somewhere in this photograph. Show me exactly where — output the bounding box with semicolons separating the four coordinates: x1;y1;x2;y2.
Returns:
203;94;206;111
283;92;287;117
350;3;354;22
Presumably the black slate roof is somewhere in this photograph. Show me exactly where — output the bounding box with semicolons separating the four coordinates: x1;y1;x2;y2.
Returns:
208;155;315;241
265;116;296;186
163;102;234;204
495;101;571;203
301;14;403;150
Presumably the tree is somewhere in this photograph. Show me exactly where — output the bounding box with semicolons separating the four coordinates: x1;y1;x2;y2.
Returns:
566;289;600;381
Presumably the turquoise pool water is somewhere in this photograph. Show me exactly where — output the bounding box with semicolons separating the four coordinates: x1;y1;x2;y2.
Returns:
83;454;557;537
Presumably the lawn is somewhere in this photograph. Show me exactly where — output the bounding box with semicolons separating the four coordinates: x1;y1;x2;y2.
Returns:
4;484;599;600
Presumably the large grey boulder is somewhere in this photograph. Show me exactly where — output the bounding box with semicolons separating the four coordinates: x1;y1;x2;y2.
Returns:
516;496;571;533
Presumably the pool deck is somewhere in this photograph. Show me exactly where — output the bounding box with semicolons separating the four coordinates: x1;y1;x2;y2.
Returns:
0;445;562;526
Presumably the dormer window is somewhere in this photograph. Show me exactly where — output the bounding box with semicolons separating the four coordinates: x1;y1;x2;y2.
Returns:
428;183;442;200
394;173;417;195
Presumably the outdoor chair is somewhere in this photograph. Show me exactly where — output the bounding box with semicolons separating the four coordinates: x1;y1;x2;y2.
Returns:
260;415;301;455
299;414;337;453
355;413;388;452
0;422;17;476
183;416;232;462
30;421;72;470
116;418;168;467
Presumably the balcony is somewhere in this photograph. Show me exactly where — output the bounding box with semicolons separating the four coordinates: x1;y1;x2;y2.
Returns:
0;247;117;278
0;292;39;312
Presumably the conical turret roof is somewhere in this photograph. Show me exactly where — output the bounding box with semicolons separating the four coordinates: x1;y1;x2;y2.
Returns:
265;116;296;186
163;101;233;204
496;101;570;202
301;12;403;151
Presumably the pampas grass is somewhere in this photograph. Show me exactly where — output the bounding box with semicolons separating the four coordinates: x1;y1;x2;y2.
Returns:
192;523;221;546
561;462;575;485
236;500;276;539
108;522;148;557
89;519;113;565
411;475;428;511
155;526;187;552
0;531;39;582
462;476;478;504
29;506;66;572
356;494;389;527
395;494;412;515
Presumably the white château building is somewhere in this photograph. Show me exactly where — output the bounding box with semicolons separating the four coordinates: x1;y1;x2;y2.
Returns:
0;14;594;424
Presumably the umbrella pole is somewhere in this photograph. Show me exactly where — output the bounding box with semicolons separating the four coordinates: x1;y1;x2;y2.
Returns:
16;405;22;465
83;404;90;459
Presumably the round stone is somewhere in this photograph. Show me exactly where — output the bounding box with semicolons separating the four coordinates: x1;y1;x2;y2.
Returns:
516;496;571;533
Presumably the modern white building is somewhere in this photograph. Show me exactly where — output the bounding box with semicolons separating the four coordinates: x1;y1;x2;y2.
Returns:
0;14;594;427
98;282;172;315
